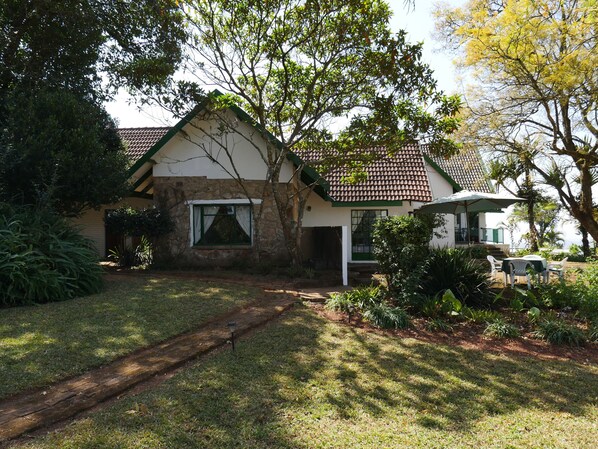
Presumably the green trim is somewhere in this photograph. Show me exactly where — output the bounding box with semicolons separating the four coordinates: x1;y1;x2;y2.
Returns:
352;252;376;261
423;154;462;192
132;168;152;190
127;102;207;177
127;90;330;201
192;203;253;247
332;200;403;207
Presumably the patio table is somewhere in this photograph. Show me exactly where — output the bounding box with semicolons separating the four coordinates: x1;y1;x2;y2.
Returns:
501;257;548;284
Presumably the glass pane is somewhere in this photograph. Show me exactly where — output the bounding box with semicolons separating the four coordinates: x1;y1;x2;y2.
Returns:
196;204;251;246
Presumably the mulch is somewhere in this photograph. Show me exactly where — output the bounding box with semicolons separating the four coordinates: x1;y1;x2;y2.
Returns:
307;303;598;366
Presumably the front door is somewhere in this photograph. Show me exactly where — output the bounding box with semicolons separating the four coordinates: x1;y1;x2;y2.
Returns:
351;209;387;260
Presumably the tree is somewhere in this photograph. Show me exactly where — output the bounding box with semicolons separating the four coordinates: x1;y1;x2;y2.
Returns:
487;141;544;251
509;199;562;249
159;0;461;266
0;0;185;215
435;0;598;243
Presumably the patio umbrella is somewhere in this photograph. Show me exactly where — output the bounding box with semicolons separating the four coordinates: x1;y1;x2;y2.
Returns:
415;190;525;243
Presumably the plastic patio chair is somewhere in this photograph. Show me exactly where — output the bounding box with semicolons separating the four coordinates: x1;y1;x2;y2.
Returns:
486;255;503;279
548;257;568;281
508;260;533;289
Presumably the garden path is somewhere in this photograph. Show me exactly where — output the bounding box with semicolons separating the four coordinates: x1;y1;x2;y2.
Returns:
0;293;296;443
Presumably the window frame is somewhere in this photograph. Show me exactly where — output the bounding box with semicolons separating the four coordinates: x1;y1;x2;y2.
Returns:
186;199;261;248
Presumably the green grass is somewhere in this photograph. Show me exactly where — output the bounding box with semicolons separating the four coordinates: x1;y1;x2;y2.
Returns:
15;305;598;449
0;275;259;399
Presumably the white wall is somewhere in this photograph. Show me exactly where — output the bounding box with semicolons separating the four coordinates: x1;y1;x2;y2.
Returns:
303;193;415;262
72;197;153;257
153;111;294;182
425;162;455;247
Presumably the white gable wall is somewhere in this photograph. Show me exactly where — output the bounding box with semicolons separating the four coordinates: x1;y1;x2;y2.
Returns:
424;162;456;247
152;111;294;182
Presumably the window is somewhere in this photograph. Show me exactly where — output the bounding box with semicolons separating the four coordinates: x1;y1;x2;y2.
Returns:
192;204;252;246
351;209;387;260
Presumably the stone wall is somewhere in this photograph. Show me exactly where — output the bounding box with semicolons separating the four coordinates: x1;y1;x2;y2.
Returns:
153;176;289;267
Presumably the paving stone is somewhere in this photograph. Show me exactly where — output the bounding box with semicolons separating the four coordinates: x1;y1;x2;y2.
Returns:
0;296;294;442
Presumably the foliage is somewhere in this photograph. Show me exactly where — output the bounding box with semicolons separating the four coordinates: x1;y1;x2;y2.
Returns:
461;307;501;324
435;0;598;244
527;307;541;324
420;248;492;308
0;0;185;214
325;285;409;329
421;289;463;319
509;199;563;250
0;204;103;307
373;214;438;306
534;260;598;321
483;319;520;339
362;303;411;329
533;318;587;347
425;318;454;333
167;0;461;266
466;245;488;259
0;88;130;215
105;206;174;238
0;275;258;399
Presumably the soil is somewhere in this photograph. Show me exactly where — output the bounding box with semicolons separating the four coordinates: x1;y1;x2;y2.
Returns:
307;302;598;366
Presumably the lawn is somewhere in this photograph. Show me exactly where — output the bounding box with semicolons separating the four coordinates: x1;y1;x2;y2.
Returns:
13;304;598;449
0;275;259;400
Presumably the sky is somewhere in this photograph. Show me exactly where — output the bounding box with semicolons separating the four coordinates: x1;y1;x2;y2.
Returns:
104;0;584;250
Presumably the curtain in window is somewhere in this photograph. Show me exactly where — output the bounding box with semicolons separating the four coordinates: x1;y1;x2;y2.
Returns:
235;205;251;238
193;205;217;244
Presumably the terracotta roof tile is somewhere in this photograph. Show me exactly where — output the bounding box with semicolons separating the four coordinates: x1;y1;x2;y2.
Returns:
117;127;170;162
304;145;433;203
117;127;490;202
422;145;492;193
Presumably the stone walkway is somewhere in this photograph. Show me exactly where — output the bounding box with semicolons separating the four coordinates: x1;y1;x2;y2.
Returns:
0;295;295;443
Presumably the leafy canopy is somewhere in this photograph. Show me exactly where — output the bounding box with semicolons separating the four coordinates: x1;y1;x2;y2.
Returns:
0;0;185;214
435;0;598;242
166;0;461;264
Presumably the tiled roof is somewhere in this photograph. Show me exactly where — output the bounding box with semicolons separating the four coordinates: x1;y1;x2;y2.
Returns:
423;145;493;193
304;145;433;203
116;126;490;202
117;127;170;162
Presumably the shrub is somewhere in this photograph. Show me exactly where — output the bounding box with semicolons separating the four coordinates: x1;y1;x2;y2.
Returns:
362;303;410;329
425;318;454;332
420;248;492;307
532;319;586;346
105;206;174;238
0;204;103;307
421;289;463;318
325;285;385;313
372;214;438;305
483;319;520;339
466;245;488;259
461;307;501;324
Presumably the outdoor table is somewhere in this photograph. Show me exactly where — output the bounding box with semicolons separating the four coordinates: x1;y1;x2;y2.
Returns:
501;257;548;284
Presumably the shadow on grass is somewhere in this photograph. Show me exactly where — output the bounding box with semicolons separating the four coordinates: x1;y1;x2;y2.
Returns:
25;304;598;449
0;276;258;399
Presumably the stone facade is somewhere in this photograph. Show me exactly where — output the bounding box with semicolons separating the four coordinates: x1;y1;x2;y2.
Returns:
153;176;289;267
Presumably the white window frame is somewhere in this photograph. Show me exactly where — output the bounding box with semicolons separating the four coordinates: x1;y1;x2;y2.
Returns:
185;199;262;247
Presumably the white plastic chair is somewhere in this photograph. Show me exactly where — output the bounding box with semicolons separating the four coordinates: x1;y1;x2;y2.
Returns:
548;257;568;281
487;255;503;279
508;260;533;289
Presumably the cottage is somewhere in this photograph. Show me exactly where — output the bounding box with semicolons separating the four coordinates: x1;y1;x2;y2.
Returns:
74;99;495;284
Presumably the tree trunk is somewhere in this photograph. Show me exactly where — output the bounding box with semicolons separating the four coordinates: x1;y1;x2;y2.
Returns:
580;226;590;257
526;194;539;252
